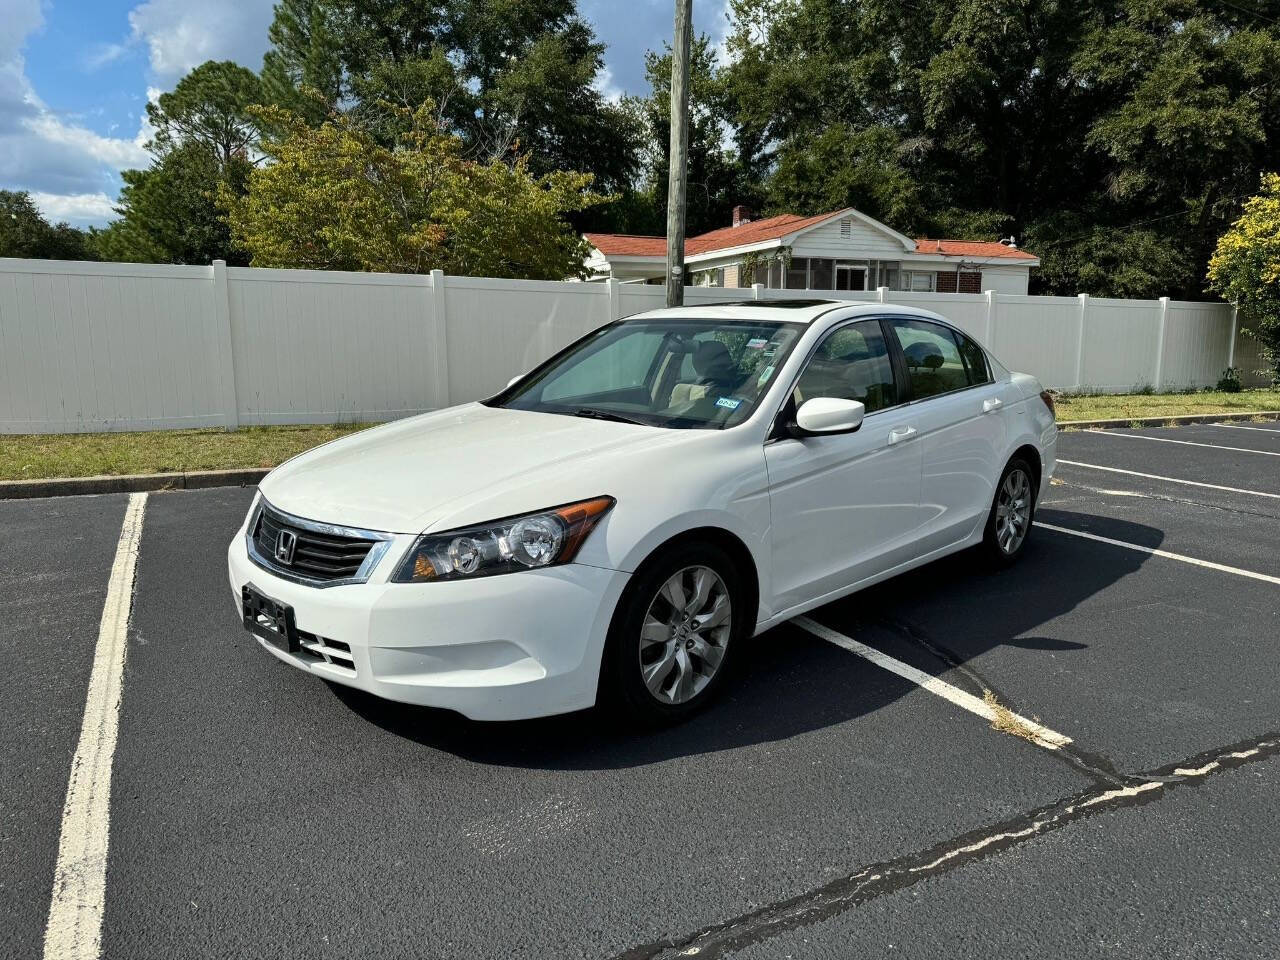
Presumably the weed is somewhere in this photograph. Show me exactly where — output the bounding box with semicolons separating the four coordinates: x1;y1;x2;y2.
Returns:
983;689;1041;743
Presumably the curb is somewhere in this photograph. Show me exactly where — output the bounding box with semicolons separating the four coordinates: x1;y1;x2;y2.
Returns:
1058;410;1280;430
0;468;269;500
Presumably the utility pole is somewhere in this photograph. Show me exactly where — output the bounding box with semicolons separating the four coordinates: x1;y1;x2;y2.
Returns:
665;0;693;308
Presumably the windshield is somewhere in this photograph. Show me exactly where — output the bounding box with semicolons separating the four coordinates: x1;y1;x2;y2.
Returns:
489;317;805;429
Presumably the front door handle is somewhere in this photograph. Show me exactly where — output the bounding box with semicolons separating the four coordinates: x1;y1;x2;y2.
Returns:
983;398;1003;414
888;425;917;445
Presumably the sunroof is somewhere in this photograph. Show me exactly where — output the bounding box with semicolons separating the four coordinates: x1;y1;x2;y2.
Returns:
704;298;837;309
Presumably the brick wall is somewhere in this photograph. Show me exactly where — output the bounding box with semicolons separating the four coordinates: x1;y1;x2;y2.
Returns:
936;271;982;293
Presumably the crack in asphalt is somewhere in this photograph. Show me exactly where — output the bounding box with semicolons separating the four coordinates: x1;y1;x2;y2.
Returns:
870;616;1125;787
610;732;1280;960
1046;479;1280;522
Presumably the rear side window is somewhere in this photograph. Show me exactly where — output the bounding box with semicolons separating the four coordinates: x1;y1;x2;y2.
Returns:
793;320;898;413
950;328;991;386
887;318;970;400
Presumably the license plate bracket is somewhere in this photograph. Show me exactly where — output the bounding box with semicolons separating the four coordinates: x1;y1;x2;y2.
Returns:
241;584;299;653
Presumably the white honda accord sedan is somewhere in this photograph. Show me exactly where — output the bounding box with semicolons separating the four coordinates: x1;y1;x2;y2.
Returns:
228;300;1056;723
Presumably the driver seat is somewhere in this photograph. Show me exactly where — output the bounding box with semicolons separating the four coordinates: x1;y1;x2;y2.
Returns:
669;340;736;406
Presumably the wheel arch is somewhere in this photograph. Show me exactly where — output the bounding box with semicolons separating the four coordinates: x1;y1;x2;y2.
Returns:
1009;443;1043;491
625;525;762;634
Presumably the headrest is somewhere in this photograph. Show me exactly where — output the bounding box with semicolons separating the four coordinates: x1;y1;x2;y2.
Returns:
693;340;734;379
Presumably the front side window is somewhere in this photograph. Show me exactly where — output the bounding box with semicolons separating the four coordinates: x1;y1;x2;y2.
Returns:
793;320;898;414
493;318;803;430
887;318;970;400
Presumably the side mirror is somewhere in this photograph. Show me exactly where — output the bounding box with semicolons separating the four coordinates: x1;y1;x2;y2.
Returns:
792;397;865;436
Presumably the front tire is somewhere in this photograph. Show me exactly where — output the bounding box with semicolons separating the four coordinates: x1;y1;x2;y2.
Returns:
982;457;1037;565
599;541;746;725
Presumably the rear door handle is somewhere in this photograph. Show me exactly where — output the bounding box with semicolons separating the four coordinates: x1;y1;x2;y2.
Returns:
982;398;1003;414
888;425;917;445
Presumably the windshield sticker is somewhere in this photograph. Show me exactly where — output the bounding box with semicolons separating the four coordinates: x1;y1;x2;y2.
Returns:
715;396;743;410
757;364;776;386
745;337;769;350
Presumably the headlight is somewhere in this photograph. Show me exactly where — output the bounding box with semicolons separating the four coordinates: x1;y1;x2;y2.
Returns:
392;496;615;583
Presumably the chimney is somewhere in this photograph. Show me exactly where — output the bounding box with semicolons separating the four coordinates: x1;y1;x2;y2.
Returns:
733;205;753;228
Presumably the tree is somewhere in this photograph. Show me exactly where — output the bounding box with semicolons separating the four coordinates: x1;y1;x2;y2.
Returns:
147;60;265;166
261;0;641;193
94;143;251;266
222;103;604;278
1073;0;1280;299
261;0;344;124
1208;173;1280;384
0;190;96;260
100;59;262;264
718;0;1280;298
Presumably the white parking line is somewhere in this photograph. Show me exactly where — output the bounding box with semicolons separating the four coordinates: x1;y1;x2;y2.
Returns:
43;493;147;960
1085;430;1280;457
793;616;1072;751
1212;422;1280;435
1057;460;1280;500
1034;521;1280;586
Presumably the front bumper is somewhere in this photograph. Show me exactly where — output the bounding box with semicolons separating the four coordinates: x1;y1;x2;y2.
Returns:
227;529;630;721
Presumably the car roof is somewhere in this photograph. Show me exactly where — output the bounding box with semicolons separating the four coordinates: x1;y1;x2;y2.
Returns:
626;299;948;325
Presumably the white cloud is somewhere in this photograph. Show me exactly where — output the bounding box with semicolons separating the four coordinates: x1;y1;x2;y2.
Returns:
85;42;130;71
24;110;149;169
128;0;276;83
0;0;153;225
592;66;624;105
30;190;117;226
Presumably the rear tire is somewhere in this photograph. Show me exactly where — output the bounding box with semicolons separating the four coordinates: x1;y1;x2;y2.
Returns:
982;457;1037;565
599;540;747;726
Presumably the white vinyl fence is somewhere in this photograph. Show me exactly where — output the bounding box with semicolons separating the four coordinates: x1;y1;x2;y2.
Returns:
0;257;1261;434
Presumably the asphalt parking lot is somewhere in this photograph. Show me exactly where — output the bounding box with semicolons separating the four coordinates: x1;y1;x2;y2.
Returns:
3;420;1278;959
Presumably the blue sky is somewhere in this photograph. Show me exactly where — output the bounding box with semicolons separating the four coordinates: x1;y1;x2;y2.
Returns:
0;0;731;228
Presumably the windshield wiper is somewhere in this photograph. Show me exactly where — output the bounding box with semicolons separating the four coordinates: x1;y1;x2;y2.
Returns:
571;407;649;426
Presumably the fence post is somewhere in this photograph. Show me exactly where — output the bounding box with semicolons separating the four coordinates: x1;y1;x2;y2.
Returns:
211;259;239;430
1153;296;1169;391
430;269;450;409
752;282;764;301
877;286;889;304
606;278;621;322
1075;294;1089;391
1227;304;1238;369
984;290;997;345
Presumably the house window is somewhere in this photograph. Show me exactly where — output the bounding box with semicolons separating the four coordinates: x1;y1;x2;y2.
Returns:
786;257;809;289
809;258;833;289
902;271;935;292
835;262;867;291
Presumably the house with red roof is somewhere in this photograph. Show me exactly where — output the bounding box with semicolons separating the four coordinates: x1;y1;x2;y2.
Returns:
583;206;1039;294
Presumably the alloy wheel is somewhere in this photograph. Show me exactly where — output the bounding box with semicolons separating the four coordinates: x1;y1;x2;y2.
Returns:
638;565;732;705
995;467;1032;554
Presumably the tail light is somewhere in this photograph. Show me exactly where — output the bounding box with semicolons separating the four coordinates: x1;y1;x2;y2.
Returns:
1039;390;1056;419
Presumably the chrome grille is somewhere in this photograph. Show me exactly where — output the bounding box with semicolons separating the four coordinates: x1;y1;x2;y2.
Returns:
248;500;391;586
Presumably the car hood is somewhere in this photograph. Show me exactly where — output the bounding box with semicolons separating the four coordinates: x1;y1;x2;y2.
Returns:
259;403;682;534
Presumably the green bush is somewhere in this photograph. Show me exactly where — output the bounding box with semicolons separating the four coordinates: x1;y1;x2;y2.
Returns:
1216;367;1243;392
